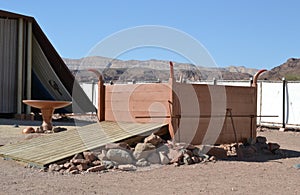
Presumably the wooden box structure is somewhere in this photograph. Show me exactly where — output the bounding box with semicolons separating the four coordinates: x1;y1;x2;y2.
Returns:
90;63;265;145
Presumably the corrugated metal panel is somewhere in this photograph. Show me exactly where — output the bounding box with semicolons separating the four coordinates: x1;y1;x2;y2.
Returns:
0;18;18;113
0;121;167;167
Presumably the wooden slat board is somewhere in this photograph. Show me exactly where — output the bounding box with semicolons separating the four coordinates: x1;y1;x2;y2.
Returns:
105;83;171;124
0;121;167;168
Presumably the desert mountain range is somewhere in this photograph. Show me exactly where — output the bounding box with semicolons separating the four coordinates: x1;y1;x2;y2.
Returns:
63;56;300;83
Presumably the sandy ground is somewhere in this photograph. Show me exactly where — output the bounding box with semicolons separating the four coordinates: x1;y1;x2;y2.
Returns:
0;118;299;195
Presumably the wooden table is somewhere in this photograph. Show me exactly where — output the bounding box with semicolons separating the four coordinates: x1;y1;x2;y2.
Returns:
22;100;72;130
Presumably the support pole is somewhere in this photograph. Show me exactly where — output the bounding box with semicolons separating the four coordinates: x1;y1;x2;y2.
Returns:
98;78;105;121
282;77;286;129
168;61;176;139
17;18;24;114
213;77;217;85
26;21;32;114
88;69;105;121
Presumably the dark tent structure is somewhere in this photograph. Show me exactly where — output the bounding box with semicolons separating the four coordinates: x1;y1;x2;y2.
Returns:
0;10;95;115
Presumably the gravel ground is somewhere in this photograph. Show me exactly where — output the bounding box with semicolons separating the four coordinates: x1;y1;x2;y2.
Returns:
0;119;299;195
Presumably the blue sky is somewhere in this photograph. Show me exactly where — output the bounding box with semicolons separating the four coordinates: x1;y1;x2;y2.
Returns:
1;0;300;69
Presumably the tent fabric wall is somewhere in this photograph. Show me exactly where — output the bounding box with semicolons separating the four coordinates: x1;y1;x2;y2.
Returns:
0;10;95;114
0;18;18;113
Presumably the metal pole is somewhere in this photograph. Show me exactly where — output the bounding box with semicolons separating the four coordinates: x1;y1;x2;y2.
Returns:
26;21;32;114
259;81;263;130
213;77;217;85
91;81;95;107
17;18;24;114
282;77;286;128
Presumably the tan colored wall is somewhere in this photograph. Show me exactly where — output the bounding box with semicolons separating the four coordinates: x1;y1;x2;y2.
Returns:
172;83;257;144
103;82;257;145
105;83;171;125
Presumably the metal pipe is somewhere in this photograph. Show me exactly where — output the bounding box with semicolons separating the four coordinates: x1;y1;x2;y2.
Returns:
252;69;267;87
26;21;32;114
249;77;253;87
282;77;286;128
17;18;24;114
88;69;105;121
213;77;217;85
135;115;278;119
259;81;263;128
169;61;174;79
91;80;95;107
226;108;238;145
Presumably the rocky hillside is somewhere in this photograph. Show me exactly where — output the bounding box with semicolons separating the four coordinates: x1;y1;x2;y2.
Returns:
260;58;300;81
63;56;257;83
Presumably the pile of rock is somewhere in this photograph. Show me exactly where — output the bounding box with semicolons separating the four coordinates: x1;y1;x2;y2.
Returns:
219;136;281;159
236;136;280;159
22;126;66;134
46;134;281;174
46;133;218;174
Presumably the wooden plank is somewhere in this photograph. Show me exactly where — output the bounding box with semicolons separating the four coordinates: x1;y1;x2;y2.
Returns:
0;121;167;167
106;83;170;93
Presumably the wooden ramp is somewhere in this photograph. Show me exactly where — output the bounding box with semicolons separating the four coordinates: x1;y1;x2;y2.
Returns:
0;121;167;168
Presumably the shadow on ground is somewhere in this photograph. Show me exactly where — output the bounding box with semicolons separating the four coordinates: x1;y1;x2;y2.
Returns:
223;148;300;162
0;118;95;127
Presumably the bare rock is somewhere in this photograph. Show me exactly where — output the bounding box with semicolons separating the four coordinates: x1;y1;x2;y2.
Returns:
268;142;280;152
35;127;44;133
133;150;154;160
169;150;184;164
191;156;200;163
92;160;102;166
237;146;257;158
147;152;160;164
77;163;89;171
63;162;72;169
254;143;269;151
156;144;170;154
87;165;106;172
207;146;227;159
70;159;89;165
183;153;193;165
102;160;115;169
98;150;108;161
134;143;156;152
256;136;267;144
144;133;163;146
22;127;35;134
106;149;134;164
209;156;217;162
133;143;156;160
83;151;98;163
72;153;84;160
174;162;180;167
168;148;179;160
175;143;195;150
118;164;137;171
65;165;78;173
159;152;170;165
105;142;131;150
136;158;150;167
52;127;67;133
69;170;79;174
48;163;62;172
166;140;175;149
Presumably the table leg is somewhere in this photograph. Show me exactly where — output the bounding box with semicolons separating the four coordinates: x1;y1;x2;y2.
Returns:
40;108;54;130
